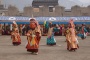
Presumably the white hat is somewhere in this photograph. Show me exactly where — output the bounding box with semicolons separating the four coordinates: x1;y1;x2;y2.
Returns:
13;21;16;24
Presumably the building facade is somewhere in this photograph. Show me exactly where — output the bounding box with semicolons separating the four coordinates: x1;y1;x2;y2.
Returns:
0;0;8;16
32;0;58;7
7;5;19;16
23;5;90;17
23;0;90;17
0;0;90;17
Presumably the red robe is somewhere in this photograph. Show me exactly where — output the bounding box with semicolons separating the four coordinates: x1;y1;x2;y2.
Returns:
11;32;21;45
26;29;41;52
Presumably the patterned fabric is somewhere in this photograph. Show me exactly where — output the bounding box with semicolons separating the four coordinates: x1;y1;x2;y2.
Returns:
11;32;21;45
81;26;88;39
66;19;78;50
47;35;56;45
26;30;41;52
26;18;41;53
11;21;21;45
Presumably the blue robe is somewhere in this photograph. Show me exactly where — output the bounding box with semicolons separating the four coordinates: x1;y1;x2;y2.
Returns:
47;33;56;45
79;27;88;39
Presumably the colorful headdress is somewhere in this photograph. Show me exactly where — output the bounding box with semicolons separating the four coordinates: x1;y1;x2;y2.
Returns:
30;18;39;26
30;14;39;26
69;19;75;28
13;21;17;24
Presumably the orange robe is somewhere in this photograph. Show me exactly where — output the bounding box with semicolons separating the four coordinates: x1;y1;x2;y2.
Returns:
65;28;78;51
11;32;21;45
69;28;77;49
26;29;41;53
65;28;71;50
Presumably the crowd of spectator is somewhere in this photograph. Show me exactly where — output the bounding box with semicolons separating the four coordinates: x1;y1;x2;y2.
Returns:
0;24;90;36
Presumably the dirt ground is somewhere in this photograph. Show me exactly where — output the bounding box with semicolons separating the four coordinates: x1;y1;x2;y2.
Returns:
0;36;90;60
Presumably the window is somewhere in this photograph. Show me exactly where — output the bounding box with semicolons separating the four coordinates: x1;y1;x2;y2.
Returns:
49;7;54;12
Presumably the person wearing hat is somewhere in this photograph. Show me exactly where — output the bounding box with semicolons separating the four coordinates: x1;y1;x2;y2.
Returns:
80;24;88;39
66;19;78;51
26;18;41;55
46;22;56;46
11;21;21;46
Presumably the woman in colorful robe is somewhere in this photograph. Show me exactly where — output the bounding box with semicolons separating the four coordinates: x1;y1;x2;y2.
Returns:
26;18;41;55
81;24;88;39
66;20;78;51
47;22;56;45
11;21;21;46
